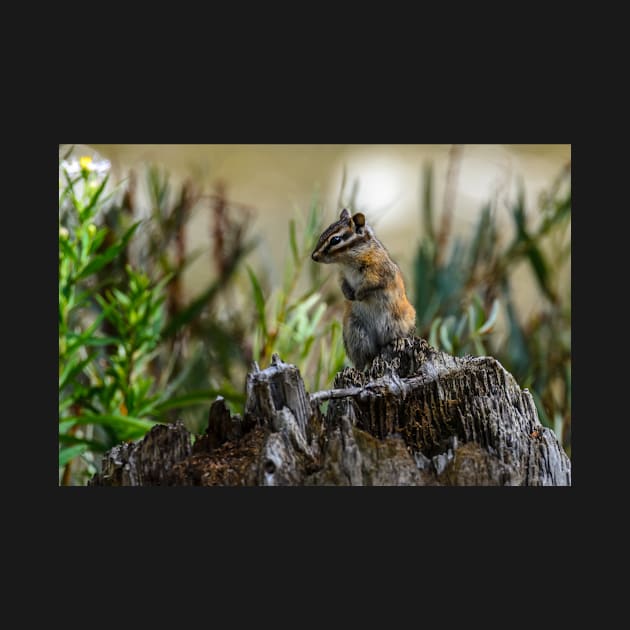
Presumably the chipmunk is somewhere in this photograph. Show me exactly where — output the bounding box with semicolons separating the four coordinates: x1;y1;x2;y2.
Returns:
311;208;416;370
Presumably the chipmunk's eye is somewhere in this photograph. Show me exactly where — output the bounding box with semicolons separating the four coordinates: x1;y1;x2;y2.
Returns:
330;236;341;246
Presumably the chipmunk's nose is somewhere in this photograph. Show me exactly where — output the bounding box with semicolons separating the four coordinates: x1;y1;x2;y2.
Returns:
311;251;320;262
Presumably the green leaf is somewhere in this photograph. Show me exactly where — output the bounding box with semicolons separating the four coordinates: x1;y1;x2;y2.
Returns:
553;411;564;444
76;221;141;280
472;294;486;330
429;317;442;348
504;296;530;378
511;179;527;237
472;337;486;357
59;234;78;263
478;299;500;335
96;294;126;332
59;419;77;433
531;389;552;429
539;179;571;236
305;301;326;339
301;335;315;360
413;241;438;324
62;169;82;213
66;308;114;351
68;304;112;343
59;352;96;391
148;166;170;213
80;228;91;262
83;174;110;216
59;444;88;468
79;336;120;347
467;303;477;337
439;321;453;353
554;193;571;223
90;227;108;253
112;288;131;307
289;219;299;265
59;397;76;415
454;313;467;343
526;242;555;302
58;434;108;452
64;413;159;440
246;265;268;341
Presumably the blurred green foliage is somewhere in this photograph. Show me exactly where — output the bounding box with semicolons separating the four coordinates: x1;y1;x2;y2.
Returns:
59;146;570;485
247;195;346;392
413;161;571;454
59;154;165;484
58;149;256;485
59;149;345;485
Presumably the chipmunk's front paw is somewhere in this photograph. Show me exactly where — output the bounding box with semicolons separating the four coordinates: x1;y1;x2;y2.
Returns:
341;278;356;301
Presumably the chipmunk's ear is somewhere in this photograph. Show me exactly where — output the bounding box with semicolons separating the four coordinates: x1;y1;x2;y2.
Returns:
352;213;365;231
340;208;351;221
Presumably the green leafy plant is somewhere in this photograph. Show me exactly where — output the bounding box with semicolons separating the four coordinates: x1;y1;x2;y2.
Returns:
428;294;499;356
247;195;346;392
59;153;165;483
115;169;256;427
413;160;571;453
59;148;259;484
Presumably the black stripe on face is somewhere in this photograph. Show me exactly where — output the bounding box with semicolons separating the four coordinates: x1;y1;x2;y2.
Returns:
314;219;346;252
325;232;368;255
323;229;354;254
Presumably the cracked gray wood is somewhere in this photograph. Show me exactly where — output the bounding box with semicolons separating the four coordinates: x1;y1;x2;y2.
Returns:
89;339;571;486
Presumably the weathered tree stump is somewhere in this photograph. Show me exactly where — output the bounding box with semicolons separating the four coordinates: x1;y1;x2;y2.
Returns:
89;420;192;486
89;338;571;486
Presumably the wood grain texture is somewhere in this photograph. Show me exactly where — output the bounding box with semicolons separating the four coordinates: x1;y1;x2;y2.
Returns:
90;341;571;486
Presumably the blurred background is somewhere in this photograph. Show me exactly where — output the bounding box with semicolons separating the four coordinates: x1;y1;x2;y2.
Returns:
59;144;571;484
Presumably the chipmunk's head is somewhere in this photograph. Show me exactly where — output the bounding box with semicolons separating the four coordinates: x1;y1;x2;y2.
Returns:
311;208;372;264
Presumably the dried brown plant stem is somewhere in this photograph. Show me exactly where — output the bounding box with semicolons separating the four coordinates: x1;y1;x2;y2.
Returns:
436;144;464;266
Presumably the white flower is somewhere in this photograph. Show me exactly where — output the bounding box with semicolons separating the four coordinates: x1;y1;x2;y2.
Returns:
60;156;111;177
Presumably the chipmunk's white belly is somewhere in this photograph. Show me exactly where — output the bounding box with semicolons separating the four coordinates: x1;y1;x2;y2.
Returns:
341;266;364;291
